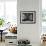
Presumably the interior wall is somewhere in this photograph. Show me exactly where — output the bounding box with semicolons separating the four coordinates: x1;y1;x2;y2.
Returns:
17;0;42;45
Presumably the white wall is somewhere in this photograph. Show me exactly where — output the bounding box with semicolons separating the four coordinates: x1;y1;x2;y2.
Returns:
17;0;42;46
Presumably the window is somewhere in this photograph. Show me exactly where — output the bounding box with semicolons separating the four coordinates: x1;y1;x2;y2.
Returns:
0;1;4;17
42;0;46;25
42;0;46;33
0;0;17;26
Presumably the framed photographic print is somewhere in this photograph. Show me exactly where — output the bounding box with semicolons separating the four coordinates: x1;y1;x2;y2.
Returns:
20;11;36;24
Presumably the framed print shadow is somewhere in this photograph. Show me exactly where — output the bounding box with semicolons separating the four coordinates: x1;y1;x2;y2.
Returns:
20;11;36;24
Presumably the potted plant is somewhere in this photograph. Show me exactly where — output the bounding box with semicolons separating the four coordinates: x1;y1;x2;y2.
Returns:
0;18;5;27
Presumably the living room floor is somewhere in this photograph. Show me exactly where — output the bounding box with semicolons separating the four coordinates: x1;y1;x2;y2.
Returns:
0;41;46;46
0;41;5;46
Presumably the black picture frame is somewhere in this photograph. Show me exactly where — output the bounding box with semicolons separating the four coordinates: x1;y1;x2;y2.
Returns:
20;11;36;24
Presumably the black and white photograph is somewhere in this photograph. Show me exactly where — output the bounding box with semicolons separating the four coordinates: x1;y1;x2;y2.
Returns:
20;11;36;24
